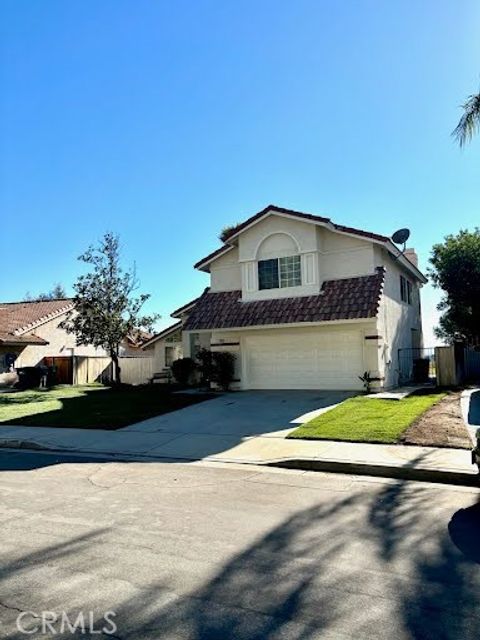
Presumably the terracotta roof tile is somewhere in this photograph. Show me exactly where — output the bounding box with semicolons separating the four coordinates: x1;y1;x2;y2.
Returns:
183;268;384;331
171;297;200;318
0;331;48;346
0;299;73;346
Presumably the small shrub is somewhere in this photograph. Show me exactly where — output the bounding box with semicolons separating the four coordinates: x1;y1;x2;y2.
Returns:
196;348;214;387
212;351;235;391
358;371;374;393
171;358;196;386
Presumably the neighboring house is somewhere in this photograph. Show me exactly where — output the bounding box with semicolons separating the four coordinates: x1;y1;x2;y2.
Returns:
0;298;149;385
120;330;153;357
157;204;426;390
141;299;197;373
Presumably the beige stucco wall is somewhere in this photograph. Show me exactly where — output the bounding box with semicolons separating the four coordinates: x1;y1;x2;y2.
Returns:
210;247;241;292
374;248;423;388
319;228;376;281
14;313;107;368
143;339;182;372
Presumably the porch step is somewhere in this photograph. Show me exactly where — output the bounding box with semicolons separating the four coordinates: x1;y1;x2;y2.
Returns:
150;368;171;384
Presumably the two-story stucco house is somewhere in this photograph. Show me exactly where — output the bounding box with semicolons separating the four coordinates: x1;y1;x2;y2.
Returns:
147;205;427;390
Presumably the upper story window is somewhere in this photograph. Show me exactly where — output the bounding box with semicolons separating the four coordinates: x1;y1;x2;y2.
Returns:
400;275;412;304
258;255;301;290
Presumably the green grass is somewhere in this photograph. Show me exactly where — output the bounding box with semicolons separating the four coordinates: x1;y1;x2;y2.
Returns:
0;385;213;430
288;393;446;444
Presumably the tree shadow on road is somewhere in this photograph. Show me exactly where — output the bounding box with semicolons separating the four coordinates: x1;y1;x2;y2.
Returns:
369;473;480;640
1;472;480;639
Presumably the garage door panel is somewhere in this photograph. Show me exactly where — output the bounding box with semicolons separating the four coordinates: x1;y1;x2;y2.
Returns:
244;330;363;390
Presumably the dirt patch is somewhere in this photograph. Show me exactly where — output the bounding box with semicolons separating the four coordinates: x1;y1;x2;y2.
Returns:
400;391;471;449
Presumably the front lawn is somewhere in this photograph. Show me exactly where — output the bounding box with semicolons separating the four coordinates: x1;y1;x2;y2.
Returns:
288;392;446;444
0;385;213;430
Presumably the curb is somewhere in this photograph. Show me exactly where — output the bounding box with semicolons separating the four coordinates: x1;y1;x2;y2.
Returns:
0;439;478;487
266;457;480;487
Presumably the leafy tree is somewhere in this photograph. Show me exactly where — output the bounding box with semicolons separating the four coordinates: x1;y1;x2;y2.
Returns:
428;229;480;345
453;89;480;146
24;283;67;301
61;232;159;385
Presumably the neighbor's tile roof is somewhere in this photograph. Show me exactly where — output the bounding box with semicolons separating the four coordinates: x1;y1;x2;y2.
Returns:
0;298;73;345
183;268;384;331
141;321;183;349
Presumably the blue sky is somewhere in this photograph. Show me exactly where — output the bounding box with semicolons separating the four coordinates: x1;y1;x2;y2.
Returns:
1;1;479;344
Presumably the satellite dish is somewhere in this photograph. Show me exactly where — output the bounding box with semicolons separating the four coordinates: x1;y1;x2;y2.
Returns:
391;228;411;261
391;228;410;245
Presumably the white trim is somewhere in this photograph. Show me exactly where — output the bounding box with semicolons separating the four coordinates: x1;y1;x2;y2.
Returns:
253;230;301;260
195;245;236;271
244;262;256;292
303;253;316;285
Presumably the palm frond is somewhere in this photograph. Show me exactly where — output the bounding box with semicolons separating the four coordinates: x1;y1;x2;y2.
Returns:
452;92;480;147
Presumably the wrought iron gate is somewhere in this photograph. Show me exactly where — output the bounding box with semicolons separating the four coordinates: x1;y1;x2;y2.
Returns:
397;348;436;385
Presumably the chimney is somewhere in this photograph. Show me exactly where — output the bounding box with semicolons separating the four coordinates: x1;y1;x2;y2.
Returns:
404;248;418;267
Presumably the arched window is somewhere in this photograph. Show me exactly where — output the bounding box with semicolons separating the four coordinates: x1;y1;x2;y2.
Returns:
256;233;301;290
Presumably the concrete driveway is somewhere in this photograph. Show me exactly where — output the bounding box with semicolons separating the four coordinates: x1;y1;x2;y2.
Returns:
117;390;354;460
124;390;353;436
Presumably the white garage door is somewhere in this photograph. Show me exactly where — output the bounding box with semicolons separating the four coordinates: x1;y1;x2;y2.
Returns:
244;329;364;390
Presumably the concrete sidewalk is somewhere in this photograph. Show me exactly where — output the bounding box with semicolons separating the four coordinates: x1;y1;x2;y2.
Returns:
0;422;477;486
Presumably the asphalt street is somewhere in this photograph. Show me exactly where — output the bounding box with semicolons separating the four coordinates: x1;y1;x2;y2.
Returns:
0;449;479;639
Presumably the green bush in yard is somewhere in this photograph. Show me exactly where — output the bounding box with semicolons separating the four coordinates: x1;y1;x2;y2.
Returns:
171;358;196;386
212;351;235;391
196;348;214;387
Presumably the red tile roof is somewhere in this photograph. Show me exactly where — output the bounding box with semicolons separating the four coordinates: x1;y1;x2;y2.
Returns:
0;299;73;346
171;297;200;318
183;268;384;331
0;332;48;346
194;204;390;269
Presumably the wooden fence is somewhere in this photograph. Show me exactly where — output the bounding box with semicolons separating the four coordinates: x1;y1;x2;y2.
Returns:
435;346;457;386
435;344;480;386
74;356;154;386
